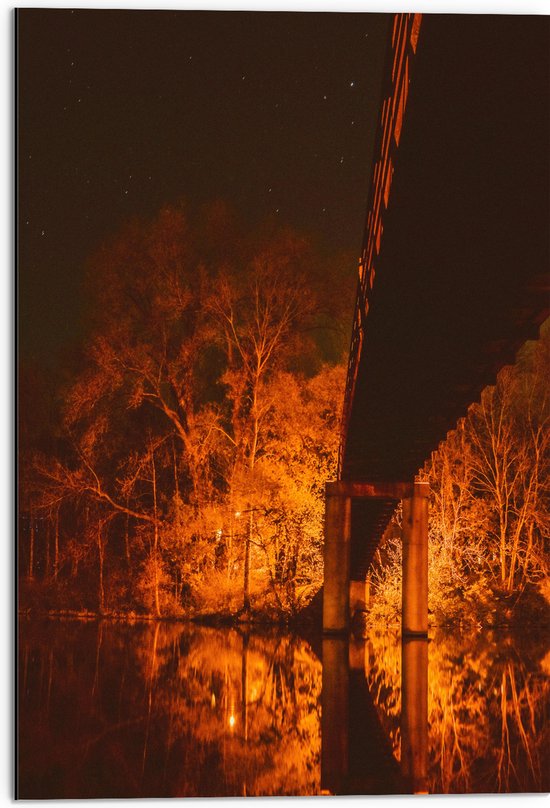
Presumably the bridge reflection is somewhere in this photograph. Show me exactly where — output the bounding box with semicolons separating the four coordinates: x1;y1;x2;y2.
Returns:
321;635;428;795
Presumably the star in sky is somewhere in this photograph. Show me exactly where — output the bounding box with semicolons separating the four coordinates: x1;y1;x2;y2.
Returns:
19;8;390;365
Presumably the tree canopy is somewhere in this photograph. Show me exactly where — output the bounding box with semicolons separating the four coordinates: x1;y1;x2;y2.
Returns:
20;202;352;617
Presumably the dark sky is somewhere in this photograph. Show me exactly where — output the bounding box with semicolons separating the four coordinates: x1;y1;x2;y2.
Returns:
18;9;390;366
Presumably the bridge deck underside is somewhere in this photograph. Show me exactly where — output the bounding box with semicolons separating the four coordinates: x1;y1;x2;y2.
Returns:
342;15;549;495
351;498;399;580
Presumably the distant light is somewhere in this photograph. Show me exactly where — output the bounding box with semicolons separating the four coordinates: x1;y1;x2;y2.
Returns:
350;81;355;87
229;714;236;728
235;511;241;518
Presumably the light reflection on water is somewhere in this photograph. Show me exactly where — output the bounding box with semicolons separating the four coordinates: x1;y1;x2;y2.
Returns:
18;619;549;798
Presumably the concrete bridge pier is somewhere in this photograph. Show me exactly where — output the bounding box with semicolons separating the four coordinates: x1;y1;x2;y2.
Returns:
402;482;429;637
349;579;369;613
323;491;352;632
323;480;429;636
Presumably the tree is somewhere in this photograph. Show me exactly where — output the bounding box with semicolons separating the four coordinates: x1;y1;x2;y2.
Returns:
204;234;318;612
251;365;345;613
366;326;550;626
466;334;550;594
23;202;350;617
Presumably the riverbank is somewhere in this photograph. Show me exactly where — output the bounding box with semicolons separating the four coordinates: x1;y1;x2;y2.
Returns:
17;582;550;641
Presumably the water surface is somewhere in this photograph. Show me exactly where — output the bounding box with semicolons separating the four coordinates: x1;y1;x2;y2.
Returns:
18;618;549;798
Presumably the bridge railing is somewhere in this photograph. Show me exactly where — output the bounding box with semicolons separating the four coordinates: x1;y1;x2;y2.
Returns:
338;12;422;479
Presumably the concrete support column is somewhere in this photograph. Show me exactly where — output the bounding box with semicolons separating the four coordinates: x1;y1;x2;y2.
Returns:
402;482;429;636
401;637;429;793
321;637;349;794
349;579;368;613
323;491;351;633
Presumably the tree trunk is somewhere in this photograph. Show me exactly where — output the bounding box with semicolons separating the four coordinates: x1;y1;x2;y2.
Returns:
54;506;59;579
28;508;35;581
151;443;161;618
243;511;252;614
124;501;130;564
45;511;51;578
97;521;105;613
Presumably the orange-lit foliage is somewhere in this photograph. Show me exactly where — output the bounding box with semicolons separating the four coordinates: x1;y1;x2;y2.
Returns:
366;325;550;627
20;203;351;617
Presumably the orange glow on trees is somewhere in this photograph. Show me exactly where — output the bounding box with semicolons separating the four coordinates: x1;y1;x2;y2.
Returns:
364;325;550;628
20;202;351;617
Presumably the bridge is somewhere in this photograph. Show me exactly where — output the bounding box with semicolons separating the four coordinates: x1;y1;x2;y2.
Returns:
323;13;550;634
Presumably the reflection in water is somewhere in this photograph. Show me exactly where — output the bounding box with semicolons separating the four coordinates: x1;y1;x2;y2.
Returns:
320;636;428;795
18;619;549;798
426;631;550;794
320;638;348;794
401;638;428;794
18;620;321;798
362;630;550;795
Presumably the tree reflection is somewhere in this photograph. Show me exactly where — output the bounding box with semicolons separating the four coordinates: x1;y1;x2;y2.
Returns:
18;620;549;797
366;630;549;793
18;620;321;799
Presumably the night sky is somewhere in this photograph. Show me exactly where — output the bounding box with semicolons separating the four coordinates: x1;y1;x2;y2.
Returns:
18;9;390;367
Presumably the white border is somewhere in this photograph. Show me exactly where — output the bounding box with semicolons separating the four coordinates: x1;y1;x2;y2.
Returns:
6;2;550;807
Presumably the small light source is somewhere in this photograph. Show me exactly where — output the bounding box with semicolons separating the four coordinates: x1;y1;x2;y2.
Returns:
235;511;241;518
229;714;236;728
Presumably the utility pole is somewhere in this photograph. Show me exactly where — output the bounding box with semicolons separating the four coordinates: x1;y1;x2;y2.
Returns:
242;510;253;615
